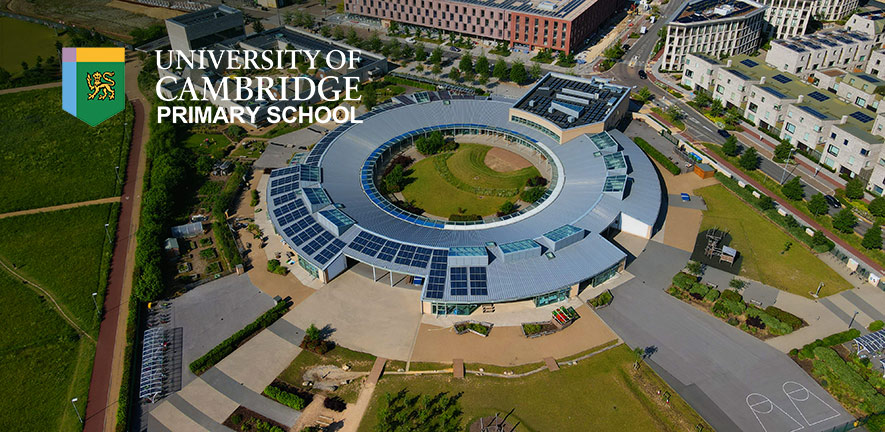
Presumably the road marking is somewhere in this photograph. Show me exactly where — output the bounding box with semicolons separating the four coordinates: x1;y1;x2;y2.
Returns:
783;382;840;426
747;393;804;432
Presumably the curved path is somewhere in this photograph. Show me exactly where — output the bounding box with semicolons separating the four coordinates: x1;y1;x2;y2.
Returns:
0;196;121;219
83;57;149;432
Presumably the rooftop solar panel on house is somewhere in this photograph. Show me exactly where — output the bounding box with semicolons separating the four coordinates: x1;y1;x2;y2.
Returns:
740;59;758;68
807;91;830;102
760;86;788;99
771;74;792;84
449;267;468;296
850;111;874;123
469;266;488;296
859;74;881;83
798;105;829;120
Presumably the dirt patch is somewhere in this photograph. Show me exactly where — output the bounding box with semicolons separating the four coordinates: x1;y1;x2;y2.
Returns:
303;365;367;391
223;406;287;432
484;147;533;172
469;416;518;431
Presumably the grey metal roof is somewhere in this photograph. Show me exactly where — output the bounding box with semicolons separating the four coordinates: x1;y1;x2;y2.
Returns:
266;95;662;303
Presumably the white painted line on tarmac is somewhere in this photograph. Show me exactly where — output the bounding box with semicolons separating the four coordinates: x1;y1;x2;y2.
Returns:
783;381;840;426
747;393;805;432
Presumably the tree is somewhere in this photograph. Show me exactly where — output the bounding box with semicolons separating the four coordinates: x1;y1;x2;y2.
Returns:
863;223;882;250
739;147;759;170
416;131;445;155
685;260;703;276
475;55;489;76
449;67;461;81
521;186;545;203
722;136;739;156
477;73;488;85
368;33;383;52
808;193;829;215
251;19;265;33
870;196;885;217
510;61;527;84
812;230;831;248
773;141;793;161
845;178;865;200
431;63;442;75
832;208;858;233
635;86;652;103
530;61;543;80
430;47;443;65
415;43;427;62
498;201;516;215
458;53;473;74
758;195;775;210
694;91;712;108
709;99;724;117
781;177;804;200
305;323;322;344
632;346;644;369
363;86;377;109
346;28;360;46
0;67;10;85
383;164;406;193
333;26;345;40
665;105;684;123
493;58;508;80
725;107;742;126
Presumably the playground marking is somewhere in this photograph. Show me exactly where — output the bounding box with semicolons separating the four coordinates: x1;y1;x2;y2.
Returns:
782;381;840;426
747;393;804;432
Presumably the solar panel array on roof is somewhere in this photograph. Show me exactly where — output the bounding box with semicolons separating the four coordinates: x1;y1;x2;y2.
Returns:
350;231;385;257
851;111;874;123
514;75;627;129
394;244;433;268
727;69;752;81
315;239;346;265
799;105;829;120
760;86;788;99
544;225;583;242
603;174;628;193
425;249;448;299
603;152;627;170
450;266;468;296
858;74;881;84
469;267;488;296
771;74;792;84
740;59;758;68
807;91;830;102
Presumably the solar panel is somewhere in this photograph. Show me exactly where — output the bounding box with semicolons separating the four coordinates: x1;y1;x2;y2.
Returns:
771;74;792;84
798;105;829;120
469;266;488;296
858;73;881;83
315;239;345;265
760;86;787;99
850;111;874;123
377;240;401;262
807;91;830;102
424;249;448;299
449;267;468;296
740;59;758;68
728;69;752;81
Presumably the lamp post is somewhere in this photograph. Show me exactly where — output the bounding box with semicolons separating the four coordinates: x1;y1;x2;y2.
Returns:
811;282;823;298
92;292;98;312
779;147;797;184
849;310;859;329
115;165;120;184
104;223;111;244
70;398;82;424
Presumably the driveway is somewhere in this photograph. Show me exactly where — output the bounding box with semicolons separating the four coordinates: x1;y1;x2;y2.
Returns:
598;240;850;432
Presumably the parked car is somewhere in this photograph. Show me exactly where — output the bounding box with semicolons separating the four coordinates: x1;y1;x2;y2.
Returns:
638;70;647;79
717;129;731;138
825;195;842;208
450;46;461;52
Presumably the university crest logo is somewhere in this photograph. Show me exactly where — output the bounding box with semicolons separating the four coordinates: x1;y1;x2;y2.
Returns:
62;47;125;126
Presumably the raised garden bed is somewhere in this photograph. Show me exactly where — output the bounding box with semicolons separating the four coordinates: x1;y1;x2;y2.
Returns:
223;406;287;432
588;290;613;309
521;321;558;338
453;320;493;337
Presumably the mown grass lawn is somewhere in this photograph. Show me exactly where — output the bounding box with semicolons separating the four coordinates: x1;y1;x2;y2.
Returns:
0;203;119;334
401;156;510;217
0;269;94;432
359;345;709;432
0;17;63;74
446;143;539;190
697;184;850;297
0;88;131;213
183;132;232;156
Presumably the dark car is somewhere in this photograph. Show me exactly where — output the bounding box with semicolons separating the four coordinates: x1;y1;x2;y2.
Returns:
825;195;842;208
449;46;461;52
638;70;647;79
717;129;731;139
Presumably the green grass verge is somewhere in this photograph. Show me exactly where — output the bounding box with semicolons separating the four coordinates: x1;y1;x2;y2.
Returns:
401;155;510;217
0;17;63;74
696;184;850;297
445;143;540;191
277;345;378;404
0;203;121;333
0;262;95;432
359;345;710;432
0;88;132;213
183;133;231;157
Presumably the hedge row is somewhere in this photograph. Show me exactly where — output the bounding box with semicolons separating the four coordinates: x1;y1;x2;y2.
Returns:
812;347;885;414
432;153;520;197
263;385;306;410
632;136;681;175
747;307;793;335
115;296;141;432
764;306;804;331
213;163;248;268
385;75;437;91
794;328;861;360
190;301;291;375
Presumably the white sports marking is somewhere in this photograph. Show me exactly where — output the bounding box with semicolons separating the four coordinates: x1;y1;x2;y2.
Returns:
783;381;840;426
747;393;804;432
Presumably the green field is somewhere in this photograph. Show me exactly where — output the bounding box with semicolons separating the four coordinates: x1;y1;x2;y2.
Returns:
359;345;709;432
400;144;539;218
0;203;119;333
697;184;850;297
0;88;131;213
0;17;62;74
184;132;232;157
0;269;94;432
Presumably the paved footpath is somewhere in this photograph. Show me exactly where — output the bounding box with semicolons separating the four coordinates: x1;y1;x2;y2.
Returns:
0;196;121;219
83;57;149;432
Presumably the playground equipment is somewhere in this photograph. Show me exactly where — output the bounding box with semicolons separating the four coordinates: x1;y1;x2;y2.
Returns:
704;228;737;266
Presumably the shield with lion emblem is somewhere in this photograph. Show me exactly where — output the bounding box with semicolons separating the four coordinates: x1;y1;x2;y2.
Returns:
62;47;125;126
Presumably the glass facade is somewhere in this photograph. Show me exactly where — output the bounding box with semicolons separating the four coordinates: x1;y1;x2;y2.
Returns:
298;255;319;279
533;287;570;307
510;115;560;141
590;262;620;286
431;303;478;315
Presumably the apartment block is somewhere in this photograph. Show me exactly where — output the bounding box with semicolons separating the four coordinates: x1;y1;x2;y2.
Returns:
662;0;766;71
764;29;876;78
684;53;884;185
815;0;858;23
847;9;885;45
344;0;622;53
758;0;814;39
866;49;885;79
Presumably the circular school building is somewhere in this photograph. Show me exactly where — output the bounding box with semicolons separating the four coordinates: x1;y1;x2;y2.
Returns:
266;73;663;315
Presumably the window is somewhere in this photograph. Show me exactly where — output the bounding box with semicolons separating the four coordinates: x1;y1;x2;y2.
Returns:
828;145;839;156
716;84;724;94
785;122;796;133
861;148;869;156
830;132;837;139
857;97;867;107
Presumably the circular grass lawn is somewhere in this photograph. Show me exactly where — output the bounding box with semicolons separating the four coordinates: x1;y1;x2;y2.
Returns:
399;144;543;219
